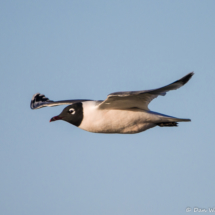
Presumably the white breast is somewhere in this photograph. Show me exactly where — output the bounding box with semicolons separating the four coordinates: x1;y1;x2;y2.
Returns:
79;101;157;134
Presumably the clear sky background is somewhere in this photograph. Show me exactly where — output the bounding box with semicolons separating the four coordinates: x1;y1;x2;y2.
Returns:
1;1;215;215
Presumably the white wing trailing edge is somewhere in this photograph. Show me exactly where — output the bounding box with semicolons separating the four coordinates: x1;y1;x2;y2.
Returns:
98;72;194;110
30;93;91;110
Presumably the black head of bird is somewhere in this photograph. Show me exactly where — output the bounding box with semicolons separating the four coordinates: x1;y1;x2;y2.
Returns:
50;103;84;127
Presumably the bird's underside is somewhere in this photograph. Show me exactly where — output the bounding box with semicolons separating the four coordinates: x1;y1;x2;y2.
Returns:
30;72;194;134
77;104;190;134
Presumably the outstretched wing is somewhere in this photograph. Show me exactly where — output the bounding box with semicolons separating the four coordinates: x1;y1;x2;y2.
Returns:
30;93;91;109
98;72;194;110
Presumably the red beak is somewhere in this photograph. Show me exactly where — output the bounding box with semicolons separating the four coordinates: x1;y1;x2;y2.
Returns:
50;116;62;122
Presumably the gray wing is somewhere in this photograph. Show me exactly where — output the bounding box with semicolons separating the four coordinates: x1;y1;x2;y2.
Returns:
30;93;91;109
98;72;194;110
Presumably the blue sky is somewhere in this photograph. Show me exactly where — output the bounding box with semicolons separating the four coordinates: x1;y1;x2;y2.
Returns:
1;1;215;214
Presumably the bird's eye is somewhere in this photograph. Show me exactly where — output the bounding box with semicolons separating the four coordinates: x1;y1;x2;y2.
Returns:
69;108;75;115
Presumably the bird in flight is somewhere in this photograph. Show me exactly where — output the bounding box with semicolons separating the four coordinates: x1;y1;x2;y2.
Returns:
30;72;194;134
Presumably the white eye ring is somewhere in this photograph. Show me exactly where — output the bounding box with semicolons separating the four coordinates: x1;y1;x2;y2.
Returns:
69;108;75;114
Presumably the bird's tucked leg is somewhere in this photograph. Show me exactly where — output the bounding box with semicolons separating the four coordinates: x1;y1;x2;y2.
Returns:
157;122;178;127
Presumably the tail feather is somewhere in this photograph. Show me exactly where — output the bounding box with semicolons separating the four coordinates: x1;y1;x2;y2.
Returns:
162;117;191;122
148;111;191;122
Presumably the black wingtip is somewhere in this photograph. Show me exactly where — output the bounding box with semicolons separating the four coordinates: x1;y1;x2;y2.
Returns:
181;72;194;85
30;93;53;109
